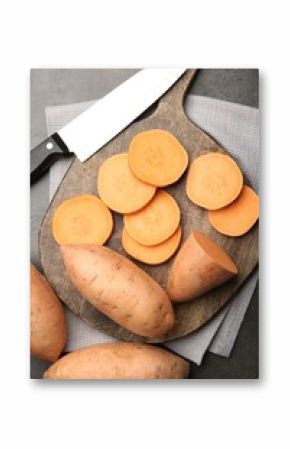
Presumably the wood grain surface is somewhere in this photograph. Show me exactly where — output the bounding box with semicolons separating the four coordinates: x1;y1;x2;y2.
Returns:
39;69;259;343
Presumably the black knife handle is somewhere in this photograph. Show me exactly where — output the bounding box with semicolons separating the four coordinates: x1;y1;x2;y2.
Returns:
30;133;72;185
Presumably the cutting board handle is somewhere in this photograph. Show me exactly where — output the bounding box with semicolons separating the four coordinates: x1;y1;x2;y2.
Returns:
157;69;198;113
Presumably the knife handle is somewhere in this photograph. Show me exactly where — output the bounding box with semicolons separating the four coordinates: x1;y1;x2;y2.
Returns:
30;133;72;185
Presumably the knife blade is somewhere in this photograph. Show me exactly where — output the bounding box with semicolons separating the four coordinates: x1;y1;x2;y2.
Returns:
30;69;186;185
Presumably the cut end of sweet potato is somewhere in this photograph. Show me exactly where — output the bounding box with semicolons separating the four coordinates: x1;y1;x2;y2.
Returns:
124;190;180;246
122;226;182;265
186;153;243;210
128;129;189;187
97;152;156;213
52;195;113;246
193;230;238;275
209;185;259;236
167;230;238;303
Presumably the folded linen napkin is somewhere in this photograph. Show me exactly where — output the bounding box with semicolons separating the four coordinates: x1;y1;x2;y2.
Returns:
46;94;259;365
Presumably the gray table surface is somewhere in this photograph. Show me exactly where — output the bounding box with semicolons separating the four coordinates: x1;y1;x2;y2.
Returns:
30;69;259;379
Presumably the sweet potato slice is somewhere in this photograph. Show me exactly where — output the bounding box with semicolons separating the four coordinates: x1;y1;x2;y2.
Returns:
209;185;259;236
128;129;188;187
52;195;113;245
122;226;182;265
124;190;180;246
43;343;189;379
186;153;243;210
97;152;156;213
167;230;238;302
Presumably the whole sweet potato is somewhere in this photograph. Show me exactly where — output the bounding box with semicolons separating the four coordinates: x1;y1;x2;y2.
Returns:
44;343;189;379
30;264;66;361
61;245;174;338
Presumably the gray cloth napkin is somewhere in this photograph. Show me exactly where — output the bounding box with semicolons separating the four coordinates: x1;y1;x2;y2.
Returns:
46;94;259;365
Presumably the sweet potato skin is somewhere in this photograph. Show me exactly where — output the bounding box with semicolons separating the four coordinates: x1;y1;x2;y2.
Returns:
30;264;66;361
61;245;174;338
43;343;189;379
167;231;237;302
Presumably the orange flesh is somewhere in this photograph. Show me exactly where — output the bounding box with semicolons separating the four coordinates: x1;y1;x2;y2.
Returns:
52;195;113;245
186;153;243;210
124;190;180;246
97;153;156;213
122;226;182;265
208;185;259;236
128;129;188;187
193;230;238;274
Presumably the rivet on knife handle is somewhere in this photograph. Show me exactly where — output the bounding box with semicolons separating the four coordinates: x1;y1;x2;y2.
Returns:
30;133;72;185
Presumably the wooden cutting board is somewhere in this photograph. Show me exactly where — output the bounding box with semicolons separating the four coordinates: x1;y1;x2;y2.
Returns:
39;69;259;343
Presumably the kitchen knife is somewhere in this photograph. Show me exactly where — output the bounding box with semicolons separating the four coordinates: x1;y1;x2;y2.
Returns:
30;69;186;185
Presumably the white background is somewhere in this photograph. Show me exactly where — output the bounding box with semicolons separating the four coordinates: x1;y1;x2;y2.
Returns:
1;0;289;448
